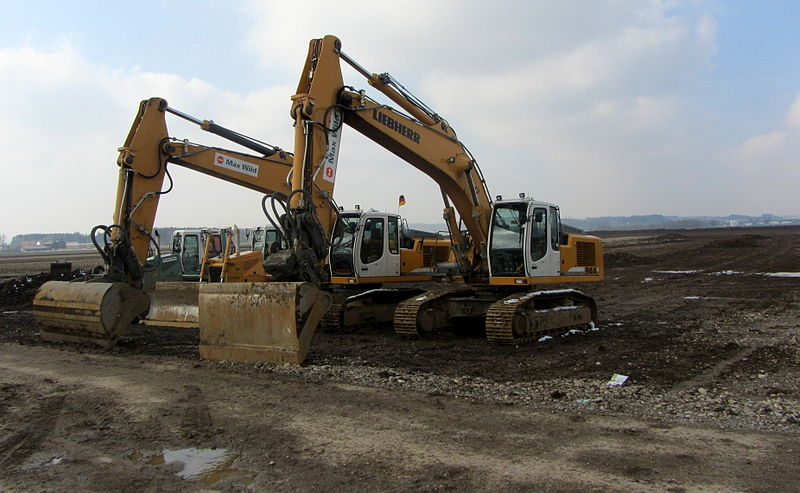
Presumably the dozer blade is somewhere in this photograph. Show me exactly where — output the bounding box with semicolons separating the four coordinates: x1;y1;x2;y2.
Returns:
143;282;200;328
33;281;150;347
198;282;332;365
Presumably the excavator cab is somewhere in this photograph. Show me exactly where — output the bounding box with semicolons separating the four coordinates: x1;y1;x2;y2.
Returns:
328;210;410;280
488;197;603;283
251;226;287;261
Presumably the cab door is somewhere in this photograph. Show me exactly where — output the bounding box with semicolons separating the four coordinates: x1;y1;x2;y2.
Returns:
180;232;201;277
354;214;401;278
525;205;560;277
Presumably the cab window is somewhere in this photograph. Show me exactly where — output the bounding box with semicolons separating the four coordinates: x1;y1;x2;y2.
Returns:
211;235;223;256
172;233;182;254
549;207;560;250
530;207;547;262
183;234;200;270
330;214;360;275
489;203;526;276
388;216;399;254
360;217;385;264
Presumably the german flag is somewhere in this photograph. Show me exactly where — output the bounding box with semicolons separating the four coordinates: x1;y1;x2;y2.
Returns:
398;194;406;206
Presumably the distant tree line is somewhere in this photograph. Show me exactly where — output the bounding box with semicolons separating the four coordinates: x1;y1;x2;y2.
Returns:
10;232;91;247
564;213;798;231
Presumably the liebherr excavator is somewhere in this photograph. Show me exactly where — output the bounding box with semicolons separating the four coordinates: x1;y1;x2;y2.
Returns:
275;35;604;343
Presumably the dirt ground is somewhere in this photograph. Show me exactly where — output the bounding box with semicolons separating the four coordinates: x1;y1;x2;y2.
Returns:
1;227;799;492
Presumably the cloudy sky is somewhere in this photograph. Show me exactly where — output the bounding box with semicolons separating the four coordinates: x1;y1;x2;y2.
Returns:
1;0;799;239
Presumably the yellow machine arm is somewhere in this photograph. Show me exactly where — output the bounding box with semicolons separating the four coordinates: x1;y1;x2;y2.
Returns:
282;35;494;283
104;97;293;287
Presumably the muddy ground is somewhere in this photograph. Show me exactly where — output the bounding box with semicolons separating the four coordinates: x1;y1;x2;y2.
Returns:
1;227;799;492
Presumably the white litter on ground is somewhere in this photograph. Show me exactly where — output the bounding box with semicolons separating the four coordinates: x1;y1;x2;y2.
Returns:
607;374;629;386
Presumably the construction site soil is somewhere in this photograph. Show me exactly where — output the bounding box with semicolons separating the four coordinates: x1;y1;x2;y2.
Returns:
1;227;798;491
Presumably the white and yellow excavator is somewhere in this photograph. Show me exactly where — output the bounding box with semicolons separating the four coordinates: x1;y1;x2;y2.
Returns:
33;35;604;364
277;35;604;343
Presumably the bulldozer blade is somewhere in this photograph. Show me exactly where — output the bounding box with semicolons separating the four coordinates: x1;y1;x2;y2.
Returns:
33;281;150;347
198;282;331;365
143;282;200;328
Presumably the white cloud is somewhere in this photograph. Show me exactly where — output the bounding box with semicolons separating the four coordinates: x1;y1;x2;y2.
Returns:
237;0;724;218
737;94;800;164
785;94;800;129
0;40;295;238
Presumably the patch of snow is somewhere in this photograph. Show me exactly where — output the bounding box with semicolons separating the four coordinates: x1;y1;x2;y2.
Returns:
683;296;702;300
641;277;653;283
654;270;701;274
710;270;741;275
538;335;553;342
758;272;800;278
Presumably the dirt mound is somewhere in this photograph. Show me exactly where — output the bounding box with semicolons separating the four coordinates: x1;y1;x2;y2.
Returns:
604;252;655;268
0;270;86;309
705;234;769;249
651;233;688;243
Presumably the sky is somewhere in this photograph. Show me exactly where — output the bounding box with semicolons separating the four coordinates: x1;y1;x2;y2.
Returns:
1;0;799;240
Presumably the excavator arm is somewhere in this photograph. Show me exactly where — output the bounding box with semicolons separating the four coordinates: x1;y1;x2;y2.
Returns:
284;35;494;283
109;97;293;281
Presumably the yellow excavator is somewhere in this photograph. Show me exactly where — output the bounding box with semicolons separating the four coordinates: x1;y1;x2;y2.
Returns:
31;98;333;363
275;35;604;343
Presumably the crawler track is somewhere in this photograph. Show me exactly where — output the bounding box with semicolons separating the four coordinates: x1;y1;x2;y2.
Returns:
393;289;466;336
486;289;597;344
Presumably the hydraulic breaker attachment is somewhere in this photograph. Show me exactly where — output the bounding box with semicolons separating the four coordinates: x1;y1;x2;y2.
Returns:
198;282;332;365
143;282;201;328
33;281;150;347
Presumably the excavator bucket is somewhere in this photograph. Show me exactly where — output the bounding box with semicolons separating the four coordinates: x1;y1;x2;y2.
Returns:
143;282;201;328
33;281;150;347
198;282;331;365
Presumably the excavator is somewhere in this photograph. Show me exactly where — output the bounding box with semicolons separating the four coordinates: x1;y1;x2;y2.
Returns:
273;35;604;343
31;98;333;363
33;34;604;365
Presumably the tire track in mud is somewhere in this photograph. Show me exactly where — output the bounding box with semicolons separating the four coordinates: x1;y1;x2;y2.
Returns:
0;393;64;466
671;345;757;393
176;384;215;441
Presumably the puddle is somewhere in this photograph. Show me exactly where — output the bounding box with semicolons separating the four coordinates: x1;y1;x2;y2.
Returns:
131;448;241;485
